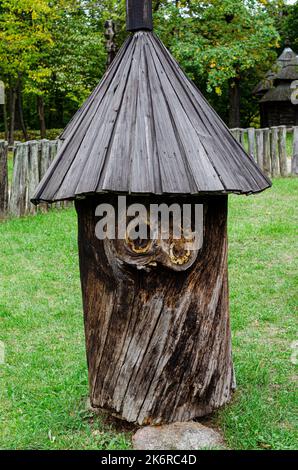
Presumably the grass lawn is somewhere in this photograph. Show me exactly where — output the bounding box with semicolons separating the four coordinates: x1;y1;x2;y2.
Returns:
0;178;297;450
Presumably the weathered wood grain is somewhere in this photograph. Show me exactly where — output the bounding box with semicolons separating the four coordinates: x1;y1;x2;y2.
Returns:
27;141;39;215
9;143;29;217
32;31;271;205
292;126;298;176
263;128;271;178
76;195;235;425
248;128;256;161
126;0;153;32
279;126;288;177
7;139;60;217
270;127;279;177
256;129;264;171
0;141;8;217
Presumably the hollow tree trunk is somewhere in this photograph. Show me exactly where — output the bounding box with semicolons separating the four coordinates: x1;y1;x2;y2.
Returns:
229;77;241;129
75;195;235;425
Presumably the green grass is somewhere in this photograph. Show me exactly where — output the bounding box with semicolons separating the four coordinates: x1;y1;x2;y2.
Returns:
287;133;293;157
7;151;13;184
0;179;297;450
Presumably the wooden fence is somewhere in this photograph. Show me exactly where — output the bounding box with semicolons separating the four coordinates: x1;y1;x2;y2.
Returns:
0;140;8;217
231;125;298;178
0;139;63;218
0;125;298;219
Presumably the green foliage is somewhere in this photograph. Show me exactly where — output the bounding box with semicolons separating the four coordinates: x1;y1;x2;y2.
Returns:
0;0;289;131
0;1;109;130
42;5;107;106
153;0;280;125
0;0;54;78
0;128;63;142
279;2;298;51
159;1;278;92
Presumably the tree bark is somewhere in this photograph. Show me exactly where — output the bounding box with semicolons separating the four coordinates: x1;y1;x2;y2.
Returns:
37;95;47;139
229;78;241;128
75;195;235;425
3;97;8;141
17;75;28;141
8;81;17;146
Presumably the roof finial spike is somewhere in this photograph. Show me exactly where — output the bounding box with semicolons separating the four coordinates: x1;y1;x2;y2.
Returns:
126;0;153;32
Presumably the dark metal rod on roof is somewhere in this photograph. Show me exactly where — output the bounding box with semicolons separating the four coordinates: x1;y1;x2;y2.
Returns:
126;0;153;32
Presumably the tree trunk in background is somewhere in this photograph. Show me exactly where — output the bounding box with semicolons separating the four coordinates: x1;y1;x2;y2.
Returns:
17;75;28;141
37;96;47;139
153;0;161;11
8;81;17;146
76;195;235;425
3;95;8;141
229;78;241;128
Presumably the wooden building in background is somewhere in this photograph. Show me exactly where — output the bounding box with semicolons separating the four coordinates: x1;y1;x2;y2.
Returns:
254;47;298;127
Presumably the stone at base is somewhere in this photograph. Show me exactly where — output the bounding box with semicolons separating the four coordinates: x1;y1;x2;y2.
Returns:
132;422;225;450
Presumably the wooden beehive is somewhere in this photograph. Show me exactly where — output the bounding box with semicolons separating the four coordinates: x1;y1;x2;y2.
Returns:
32;0;271;425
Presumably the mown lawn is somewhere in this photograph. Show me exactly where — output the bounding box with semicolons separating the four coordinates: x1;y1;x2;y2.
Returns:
0;178;297;450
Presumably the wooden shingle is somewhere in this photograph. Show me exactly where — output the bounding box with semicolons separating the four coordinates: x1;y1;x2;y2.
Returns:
32;31;270;204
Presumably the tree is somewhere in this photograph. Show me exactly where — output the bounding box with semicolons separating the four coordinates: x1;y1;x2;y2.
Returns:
154;0;279;127
0;0;107;139
27;2;107;136
0;0;57;141
276;1;298;51
0;0;282;136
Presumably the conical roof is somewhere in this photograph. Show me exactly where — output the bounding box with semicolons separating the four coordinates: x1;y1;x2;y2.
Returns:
277;47;297;63
254;47;298;95
275;53;298;81
32;31;270;204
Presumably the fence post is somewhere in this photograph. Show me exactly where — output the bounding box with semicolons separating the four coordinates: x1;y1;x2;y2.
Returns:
256;129;264;171
263;128;271;178
9;142;29;217
271;127;279;177
0;141;8;217
27;141;40;215
40;140;51;179
239;129;246;148
292;127;298;176
50;140;59;162
40;140;55;212
248;128;256;160
279;126;288;177
231;128;240;142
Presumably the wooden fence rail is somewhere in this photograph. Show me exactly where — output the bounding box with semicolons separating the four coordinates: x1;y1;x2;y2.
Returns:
230;125;298;178
0;126;297;219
